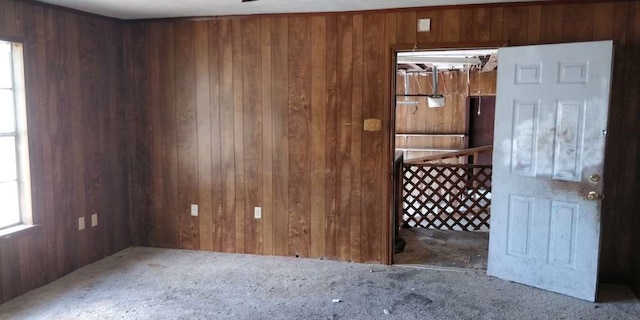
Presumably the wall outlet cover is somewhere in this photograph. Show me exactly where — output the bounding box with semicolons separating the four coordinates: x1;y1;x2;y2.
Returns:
254;207;262;219
78;217;85;230
364;118;382;132
191;204;199;217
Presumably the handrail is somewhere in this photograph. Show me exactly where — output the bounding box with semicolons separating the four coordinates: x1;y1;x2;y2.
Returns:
404;145;493;164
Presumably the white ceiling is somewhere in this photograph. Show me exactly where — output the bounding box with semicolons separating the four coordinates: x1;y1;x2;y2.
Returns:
37;0;548;20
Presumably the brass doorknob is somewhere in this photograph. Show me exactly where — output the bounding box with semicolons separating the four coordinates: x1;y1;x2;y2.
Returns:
586;191;604;201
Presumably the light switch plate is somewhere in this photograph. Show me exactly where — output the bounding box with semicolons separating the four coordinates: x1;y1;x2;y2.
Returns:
78;217;85;230
254;207;262;219
91;213;98;227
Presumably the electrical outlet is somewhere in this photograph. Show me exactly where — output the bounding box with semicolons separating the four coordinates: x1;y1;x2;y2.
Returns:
191;204;199;217
91;213;98;227
364;118;382;132
254;207;262;219
78;217;85;230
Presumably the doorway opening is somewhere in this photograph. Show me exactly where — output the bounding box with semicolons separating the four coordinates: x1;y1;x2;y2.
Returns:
391;47;498;270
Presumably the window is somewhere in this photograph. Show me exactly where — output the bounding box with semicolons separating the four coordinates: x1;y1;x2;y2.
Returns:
0;40;31;231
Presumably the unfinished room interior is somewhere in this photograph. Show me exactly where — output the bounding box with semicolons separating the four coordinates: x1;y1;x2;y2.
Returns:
0;0;639;319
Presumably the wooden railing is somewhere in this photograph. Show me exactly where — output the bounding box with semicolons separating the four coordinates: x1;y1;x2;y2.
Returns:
397;146;493;232
405;145;493;165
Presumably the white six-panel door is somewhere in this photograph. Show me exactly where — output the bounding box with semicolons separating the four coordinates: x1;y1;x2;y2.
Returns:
488;41;613;302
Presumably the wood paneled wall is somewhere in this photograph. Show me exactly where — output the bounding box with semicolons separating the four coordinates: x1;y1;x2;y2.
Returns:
125;0;640;286
394;70;496;160
125;15;388;262
0;0;637;305
0;0;131;304
395;70;468;160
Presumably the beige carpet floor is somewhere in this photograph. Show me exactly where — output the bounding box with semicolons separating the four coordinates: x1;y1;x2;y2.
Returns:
0;247;639;320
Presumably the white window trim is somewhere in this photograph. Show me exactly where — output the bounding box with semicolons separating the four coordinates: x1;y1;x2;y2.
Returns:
1;40;32;231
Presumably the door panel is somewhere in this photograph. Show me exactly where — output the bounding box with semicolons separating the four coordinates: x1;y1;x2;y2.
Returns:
488;41;613;302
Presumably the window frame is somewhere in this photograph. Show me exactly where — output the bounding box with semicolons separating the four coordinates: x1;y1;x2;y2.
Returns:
0;38;32;232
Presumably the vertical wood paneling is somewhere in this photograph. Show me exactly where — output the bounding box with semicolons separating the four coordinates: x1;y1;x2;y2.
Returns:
626;1;640;297
242;18;263;254
395;11;416;44
309;16;327;259
490;7;504;41
218;19;237;253
0;0;131;304
527;6;542;44
78;15;102;262
147;23;164;247
174;21;199;250
592;3;614;41
472;8;492;42
1;0;18;37
107;18;128;253
541;5;563;44
270;17;289;257
208;20;224;253
287;16;311;257
195;21;213;251
362;13;385;263
460;9;474;42
129;17;153;248
324;15;338;260
260;17;274;256
562;3;595;43
159;22;179;248
335;15;353;261
231;19;245;254
50;9;72;276
2;0;640;304
350;14;364;263
442;9;461;42
121;1;640;277
503;6;528;45
384;11;397;265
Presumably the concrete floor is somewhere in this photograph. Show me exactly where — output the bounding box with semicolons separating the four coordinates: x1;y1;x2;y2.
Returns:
1;247;639;320
394;228;489;269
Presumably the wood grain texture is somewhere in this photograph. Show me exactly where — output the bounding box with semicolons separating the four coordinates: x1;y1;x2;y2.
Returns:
361;13;385;263
208;20;224;253
270;16;289;257
242;18;263;255
442;9;461;42
335;15;353;261
287;16;312;258
309;16;327;259
174;21;199;250
0;0;131;304
122;1;640;278
218;19;237;253
260;17;274;256
21;0;630;298
232;19;245;254
350;14;363;263
324;15;338;260
195;21;213;251
625;1;640;298
1;0;640;303
395;70;480;161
